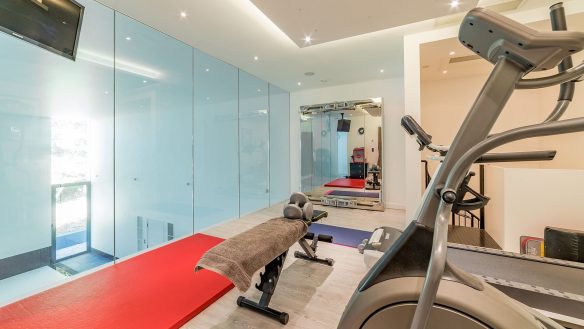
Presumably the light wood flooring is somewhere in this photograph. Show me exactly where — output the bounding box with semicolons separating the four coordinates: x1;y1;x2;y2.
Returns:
182;204;405;329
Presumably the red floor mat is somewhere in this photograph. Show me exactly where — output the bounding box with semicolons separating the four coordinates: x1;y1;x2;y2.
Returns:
0;234;233;329
324;178;366;189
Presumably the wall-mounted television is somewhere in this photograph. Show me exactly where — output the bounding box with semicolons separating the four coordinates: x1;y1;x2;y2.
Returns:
0;0;84;61
337;119;351;132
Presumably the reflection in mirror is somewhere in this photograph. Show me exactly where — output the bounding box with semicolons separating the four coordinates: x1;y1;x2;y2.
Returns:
300;99;383;211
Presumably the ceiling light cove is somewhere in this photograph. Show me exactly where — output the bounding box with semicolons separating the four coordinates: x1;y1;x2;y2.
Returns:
249;0;478;47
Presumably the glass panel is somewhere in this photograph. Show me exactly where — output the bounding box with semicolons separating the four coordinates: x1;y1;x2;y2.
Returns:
300;114;314;193
269;85;290;205
0;0;114;303
239;71;269;215
114;14;193;259
193;50;239;230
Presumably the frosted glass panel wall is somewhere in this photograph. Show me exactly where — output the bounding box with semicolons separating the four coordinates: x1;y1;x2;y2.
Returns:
239;71;270;215
300;116;314;193
0;1;290;305
0;0;114;299
269;85;290;205
193;50;239;230
114;14;193;258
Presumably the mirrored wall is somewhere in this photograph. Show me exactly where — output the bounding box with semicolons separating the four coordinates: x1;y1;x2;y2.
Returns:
300;99;383;211
0;0;289;306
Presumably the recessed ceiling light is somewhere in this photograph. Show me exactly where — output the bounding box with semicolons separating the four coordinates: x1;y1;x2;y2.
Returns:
253;56;259;61
125;36;132;41
257;88;261;92
143;80;148;83
304;35;312;43
297;82;302;86
450;0;460;8
180;11;187;18
205;68;210;72
449;51;456;55
206;97;210;101
379;69;385;73
442;70;448;74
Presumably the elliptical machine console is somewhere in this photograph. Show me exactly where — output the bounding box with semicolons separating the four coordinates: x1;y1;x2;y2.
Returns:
338;3;584;329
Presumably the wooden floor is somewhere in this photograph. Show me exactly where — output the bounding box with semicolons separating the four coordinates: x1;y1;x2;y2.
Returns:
182;204;405;329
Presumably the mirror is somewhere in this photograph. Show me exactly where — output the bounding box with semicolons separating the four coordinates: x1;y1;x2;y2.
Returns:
300;98;383;211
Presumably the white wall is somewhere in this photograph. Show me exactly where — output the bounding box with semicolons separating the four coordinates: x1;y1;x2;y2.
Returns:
485;166;584;252
290;78;405;209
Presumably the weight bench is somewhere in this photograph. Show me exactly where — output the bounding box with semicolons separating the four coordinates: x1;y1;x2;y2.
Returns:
195;209;333;324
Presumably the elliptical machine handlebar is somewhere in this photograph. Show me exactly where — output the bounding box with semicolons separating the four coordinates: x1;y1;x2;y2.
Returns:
402;114;558;163
411;3;584;329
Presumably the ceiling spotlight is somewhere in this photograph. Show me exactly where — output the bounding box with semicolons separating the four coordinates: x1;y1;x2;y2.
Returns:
253;56;259;61
142;80;148;83
442;70;448;74
297;82;302;86
449;51;456;55
304;35;312;43
125;36;132;41
205;68;210;72
257;88;261;92
450;0;460;8
379;69;385;73
180;11;187;18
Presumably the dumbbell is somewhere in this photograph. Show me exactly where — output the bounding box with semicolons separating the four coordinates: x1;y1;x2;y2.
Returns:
283;192;314;220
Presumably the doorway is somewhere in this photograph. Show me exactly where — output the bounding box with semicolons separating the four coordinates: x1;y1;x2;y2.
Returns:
52;182;91;261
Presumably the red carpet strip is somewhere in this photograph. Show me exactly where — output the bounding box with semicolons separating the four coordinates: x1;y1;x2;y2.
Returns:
324;178;366;189
0;233;233;329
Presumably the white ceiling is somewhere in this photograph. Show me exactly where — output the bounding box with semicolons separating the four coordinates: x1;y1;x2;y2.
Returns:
249;0;478;47
95;0;572;92
421;11;584;82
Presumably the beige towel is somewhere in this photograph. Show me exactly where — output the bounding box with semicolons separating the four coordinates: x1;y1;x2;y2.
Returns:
195;218;308;292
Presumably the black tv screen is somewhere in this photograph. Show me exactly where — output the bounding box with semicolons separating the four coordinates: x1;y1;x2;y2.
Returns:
0;0;84;60
337;119;351;132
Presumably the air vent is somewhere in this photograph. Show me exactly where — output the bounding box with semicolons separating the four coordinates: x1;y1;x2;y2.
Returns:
449;55;482;64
